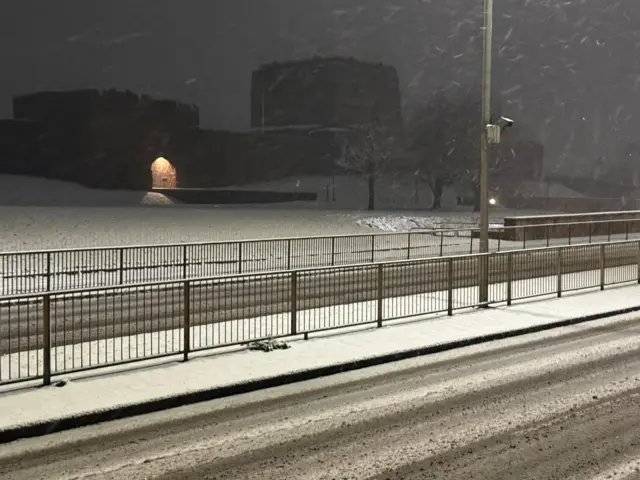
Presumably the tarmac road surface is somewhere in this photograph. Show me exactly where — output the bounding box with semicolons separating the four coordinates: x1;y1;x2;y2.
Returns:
1;313;640;479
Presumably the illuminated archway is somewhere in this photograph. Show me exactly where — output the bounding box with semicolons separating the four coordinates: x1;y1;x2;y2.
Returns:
151;157;177;189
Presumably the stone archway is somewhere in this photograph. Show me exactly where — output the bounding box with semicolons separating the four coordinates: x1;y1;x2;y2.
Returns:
151;157;177;189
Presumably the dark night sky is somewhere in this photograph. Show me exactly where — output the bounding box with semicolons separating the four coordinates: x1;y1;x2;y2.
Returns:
1;0;640;175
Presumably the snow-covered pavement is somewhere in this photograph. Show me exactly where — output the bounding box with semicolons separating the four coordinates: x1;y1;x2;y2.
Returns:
0;283;638;435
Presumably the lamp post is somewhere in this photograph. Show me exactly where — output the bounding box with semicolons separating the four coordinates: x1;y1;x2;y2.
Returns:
478;0;494;305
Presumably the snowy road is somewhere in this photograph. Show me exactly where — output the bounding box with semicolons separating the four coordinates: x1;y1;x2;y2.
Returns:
1;314;640;479
2;243;637;355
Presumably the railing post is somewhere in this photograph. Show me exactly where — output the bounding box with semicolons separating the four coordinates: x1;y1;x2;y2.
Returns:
43;294;51;386
46;251;51;292
600;244;606;290
291;271;298;335
287;239;292;270
626;221;629;240
522;227;526;250
556;248;562;298
377;264;384;327
441;233;445;256
589;223;592;244
507;252;513;306
546;225;550;247
447;258;453;316
183;281;190;362
407;233;411;260
637;242;640;284
119;248;124;285
182;244;188;280
608;224;611;242
371;235;375;263
237;242;243;274
331;237;336;266
568;224;572;245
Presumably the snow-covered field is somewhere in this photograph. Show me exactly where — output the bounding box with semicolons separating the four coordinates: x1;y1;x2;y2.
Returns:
2;205;528;252
0;213;524;254
0;174;555;251
0;204;375;251
2;264;633;382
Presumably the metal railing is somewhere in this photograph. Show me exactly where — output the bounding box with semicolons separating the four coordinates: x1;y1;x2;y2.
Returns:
1;239;639;386
2;217;640;296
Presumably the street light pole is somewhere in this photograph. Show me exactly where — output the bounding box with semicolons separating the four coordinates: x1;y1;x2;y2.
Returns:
479;0;494;305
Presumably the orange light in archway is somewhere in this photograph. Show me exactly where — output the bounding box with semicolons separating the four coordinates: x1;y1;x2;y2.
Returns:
151;157;177;189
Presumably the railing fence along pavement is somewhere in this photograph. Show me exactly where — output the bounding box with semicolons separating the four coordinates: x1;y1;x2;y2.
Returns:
1;239;639;386
2;217;640;296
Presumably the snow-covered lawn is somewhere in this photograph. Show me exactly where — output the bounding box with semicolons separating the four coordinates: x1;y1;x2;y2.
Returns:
0;205;372;251
1;203;546;252
0;174;553;252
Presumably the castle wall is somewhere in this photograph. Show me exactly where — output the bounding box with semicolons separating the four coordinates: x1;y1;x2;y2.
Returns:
251;57;403;132
7;90;200;190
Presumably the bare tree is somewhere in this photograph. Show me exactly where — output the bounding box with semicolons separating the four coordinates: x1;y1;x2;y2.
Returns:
336;122;397;210
408;89;509;210
608;141;640;188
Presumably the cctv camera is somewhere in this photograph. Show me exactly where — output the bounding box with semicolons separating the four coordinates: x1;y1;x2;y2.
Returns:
497;116;514;129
